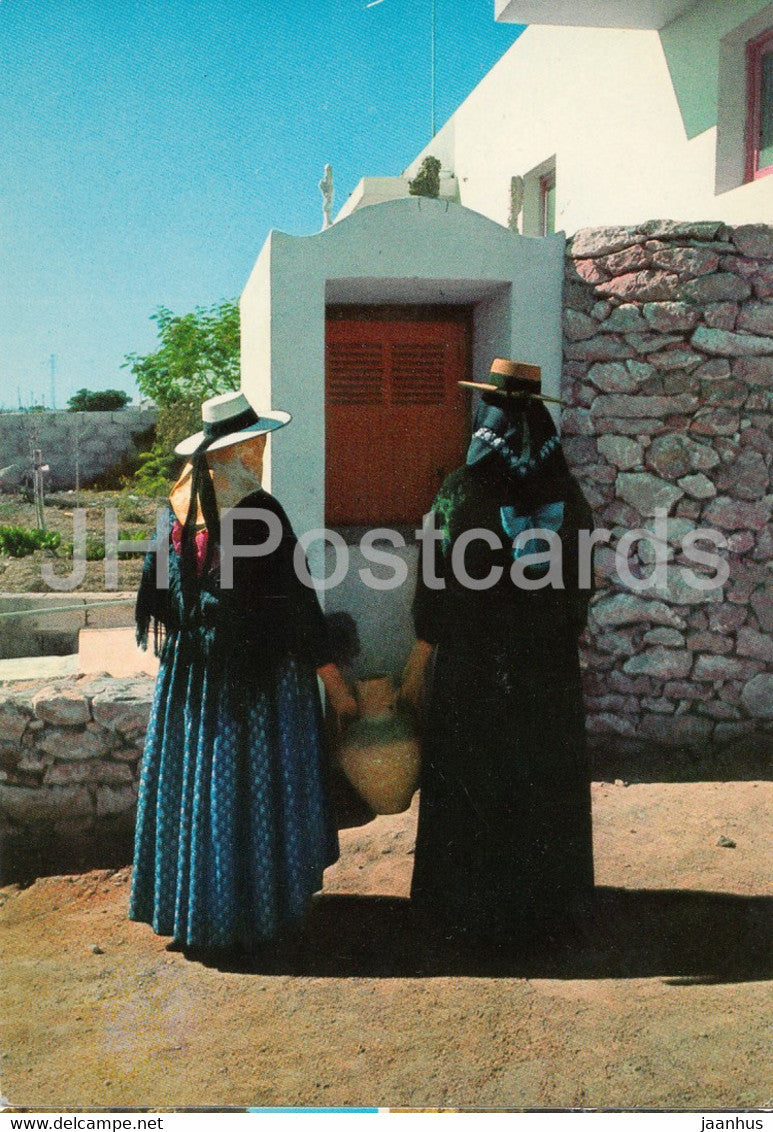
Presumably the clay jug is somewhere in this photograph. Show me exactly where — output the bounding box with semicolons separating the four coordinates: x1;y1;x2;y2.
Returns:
336;675;421;815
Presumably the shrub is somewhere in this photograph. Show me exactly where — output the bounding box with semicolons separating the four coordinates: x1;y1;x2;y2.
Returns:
0;526;61;557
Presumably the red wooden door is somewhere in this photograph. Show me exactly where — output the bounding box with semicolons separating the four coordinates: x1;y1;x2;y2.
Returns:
325;316;469;526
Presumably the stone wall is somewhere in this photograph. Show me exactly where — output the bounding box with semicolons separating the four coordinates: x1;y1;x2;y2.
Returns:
0;408;156;490
562;221;773;758
0;675;153;838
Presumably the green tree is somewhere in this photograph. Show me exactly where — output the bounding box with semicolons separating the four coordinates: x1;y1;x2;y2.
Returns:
123;299;240;409
67;388;132;412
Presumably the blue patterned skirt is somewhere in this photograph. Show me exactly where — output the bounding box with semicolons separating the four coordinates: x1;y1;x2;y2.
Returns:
129;636;339;949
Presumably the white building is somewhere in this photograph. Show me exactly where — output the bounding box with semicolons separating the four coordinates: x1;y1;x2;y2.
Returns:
343;0;773;235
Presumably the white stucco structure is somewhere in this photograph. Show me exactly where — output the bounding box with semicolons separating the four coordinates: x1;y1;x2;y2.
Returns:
241;197;565;542
381;1;773;234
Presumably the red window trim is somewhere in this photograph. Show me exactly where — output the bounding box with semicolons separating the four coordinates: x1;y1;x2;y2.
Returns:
746;28;773;182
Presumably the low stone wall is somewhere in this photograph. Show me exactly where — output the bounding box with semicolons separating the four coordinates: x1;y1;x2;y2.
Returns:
0;675;153;838
0;408;156;490
562;221;773;757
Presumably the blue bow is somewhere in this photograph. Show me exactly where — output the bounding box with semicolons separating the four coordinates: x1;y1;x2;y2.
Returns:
500;501;565;560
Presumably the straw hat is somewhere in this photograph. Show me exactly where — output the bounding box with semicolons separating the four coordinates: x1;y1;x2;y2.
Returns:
459;359;562;405
175;391;291;457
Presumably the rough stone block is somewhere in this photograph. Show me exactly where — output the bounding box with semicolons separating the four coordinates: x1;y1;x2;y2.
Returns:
649;246;719;276
731;224;773;259
648;348;703;372
691;325;773;356
642;220;729;242
565;336;635;363
733;356;773;387
703;497;771;531
593;393;698;420
596;270;680;304
750;588;773;633
588;362;646;393
0;783;94;826
736;302;773;337
623;647;692;679
696;701;741;721
642;627;685;647
681;274;752;305
0;701;31;745
562;437;599;464
590;593;686;630
616;471;683;515
597;436;642;470
688;408;740;436
598;304;648;333
37;727;109;761
595;631;638;657
700;378;748;409
695;358;732;381
736;628;773;663
740;673;773;719
703;302;739;330
586;713;637;738
662;681;712;702
31;690;90;728
642;302;700;332
95;783;138;818
563;310;599;341
569;227;643;259
685;632;733;654
638;713;713;748
646;434;719;479
91;684;153;736
715;450;769;500
677;473;716;500
641;696;675;714
599;244;651;276
626;332;682;354
693;655;763;682
752;264;773;299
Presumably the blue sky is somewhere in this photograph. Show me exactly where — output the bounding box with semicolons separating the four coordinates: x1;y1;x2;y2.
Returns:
0;0;523;408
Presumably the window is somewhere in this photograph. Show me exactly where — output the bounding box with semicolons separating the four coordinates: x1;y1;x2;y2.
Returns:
521;156;557;237
539;170;557;236
746;28;773;180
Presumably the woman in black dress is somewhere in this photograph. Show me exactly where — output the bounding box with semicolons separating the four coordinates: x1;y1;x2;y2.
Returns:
402;360;595;947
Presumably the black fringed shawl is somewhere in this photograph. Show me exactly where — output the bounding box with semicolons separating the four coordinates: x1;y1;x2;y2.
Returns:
134;490;333;672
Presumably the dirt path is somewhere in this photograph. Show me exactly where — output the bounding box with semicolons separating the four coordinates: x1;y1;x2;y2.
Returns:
1;781;771;1111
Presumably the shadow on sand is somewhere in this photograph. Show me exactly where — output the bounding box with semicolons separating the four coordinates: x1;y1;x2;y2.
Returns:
188;886;772;985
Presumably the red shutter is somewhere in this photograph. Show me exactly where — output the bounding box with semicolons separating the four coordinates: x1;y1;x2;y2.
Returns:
325;316;470;525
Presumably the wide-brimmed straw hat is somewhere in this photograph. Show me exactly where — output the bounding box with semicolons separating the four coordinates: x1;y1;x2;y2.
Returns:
175;391;291;457
459;359;562;405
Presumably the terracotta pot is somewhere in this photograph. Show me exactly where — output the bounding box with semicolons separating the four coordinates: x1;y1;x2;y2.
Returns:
336;676;421;815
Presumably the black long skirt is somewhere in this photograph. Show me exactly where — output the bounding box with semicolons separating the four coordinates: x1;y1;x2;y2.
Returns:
410;638;594;942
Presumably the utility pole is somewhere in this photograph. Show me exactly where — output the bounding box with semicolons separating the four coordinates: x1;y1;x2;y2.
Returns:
430;0;436;137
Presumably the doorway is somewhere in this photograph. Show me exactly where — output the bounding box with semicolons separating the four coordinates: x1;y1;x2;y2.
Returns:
325;306;471;527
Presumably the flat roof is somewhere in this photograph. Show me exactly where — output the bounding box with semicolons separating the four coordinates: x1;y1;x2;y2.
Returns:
495;0;700;31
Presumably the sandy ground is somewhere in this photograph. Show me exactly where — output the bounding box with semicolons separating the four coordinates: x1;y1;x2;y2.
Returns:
0;779;771;1113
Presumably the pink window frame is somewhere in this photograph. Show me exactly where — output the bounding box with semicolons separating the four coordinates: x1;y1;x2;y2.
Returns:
746;27;773;181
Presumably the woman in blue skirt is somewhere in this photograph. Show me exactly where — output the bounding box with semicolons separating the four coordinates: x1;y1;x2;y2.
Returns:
130;391;355;953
